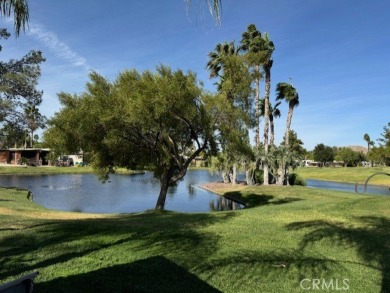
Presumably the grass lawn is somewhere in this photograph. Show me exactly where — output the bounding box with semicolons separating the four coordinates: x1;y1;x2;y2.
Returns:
295;166;390;186
1;183;390;292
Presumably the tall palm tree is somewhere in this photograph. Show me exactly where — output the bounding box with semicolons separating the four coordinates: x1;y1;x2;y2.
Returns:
240;24;264;147
276;82;299;149
207;41;252;185
259;99;281;146
240;27;274;185
0;0;29;36
207;41;241;102
261;32;274;185
363;133;374;153
206;41;236;79
24;103;45;147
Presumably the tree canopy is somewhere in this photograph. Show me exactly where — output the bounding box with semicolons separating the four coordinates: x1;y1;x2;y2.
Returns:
313;143;334;166
44;66;215;210
0;28;45;146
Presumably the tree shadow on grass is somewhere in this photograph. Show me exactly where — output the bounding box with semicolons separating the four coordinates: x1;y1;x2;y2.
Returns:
223;191;302;208
287;216;390;293
195;249;345;292
35;256;221;293
0;211;235;289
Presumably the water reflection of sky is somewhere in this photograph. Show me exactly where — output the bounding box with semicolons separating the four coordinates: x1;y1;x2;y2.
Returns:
306;179;390;196
0;170;243;213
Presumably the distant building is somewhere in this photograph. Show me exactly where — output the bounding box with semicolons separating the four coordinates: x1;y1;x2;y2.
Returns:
302;160;320;167
0;148;51;166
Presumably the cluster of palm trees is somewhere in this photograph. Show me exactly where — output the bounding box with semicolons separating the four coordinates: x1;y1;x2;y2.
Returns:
207;24;300;185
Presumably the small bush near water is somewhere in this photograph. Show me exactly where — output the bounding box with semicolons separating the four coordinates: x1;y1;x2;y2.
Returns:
288;173;306;186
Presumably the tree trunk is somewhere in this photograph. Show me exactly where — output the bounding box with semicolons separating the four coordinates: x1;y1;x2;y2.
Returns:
30;130;34;148
232;163;237;185
155;171;170;210
245;168;255;185
222;171;230;183
263;65;271;186
276;166;284;185
284;106;294;148
270;118;275;146
285;167;289;186
254;66;261;147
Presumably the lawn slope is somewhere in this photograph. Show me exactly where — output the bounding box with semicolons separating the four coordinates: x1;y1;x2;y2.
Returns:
0;185;389;292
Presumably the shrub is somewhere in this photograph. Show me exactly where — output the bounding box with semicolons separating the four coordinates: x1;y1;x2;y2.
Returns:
254;169;264;185
254;169;275;184
288;173;306;186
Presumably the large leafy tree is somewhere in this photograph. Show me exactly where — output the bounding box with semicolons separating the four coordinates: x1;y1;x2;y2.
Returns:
206;41;252;185
0;29;45;143
313;143;334;167
45;66;215;210
0;122;25;148
367;123;390;166
0;0;29;36
276;82;299;149
335;147;364;167
377;123;390;147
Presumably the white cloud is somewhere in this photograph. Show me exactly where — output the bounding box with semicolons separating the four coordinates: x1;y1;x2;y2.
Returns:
26;22;91;71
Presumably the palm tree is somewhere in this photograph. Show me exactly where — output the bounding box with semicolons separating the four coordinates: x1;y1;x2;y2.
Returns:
276;82;299;149
240;25;274;186
185;0;222;25
24;103;45;147
206;41;236;79
207;41;245;104
240;24;264;147
261;32;275;186
207;41;252;185
259;99;281;146
363;133;374;153
0;0;29;36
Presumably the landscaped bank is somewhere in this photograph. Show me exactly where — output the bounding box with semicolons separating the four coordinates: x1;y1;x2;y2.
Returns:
0;184;389;292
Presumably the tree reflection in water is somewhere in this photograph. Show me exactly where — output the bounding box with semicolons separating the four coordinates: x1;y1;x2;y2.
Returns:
209;196;245;211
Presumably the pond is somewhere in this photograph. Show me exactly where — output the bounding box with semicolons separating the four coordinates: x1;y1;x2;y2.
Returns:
0;170;244;213
306;179;390;196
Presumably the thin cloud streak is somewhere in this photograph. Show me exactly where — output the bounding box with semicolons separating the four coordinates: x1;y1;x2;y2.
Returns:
26;21;91;71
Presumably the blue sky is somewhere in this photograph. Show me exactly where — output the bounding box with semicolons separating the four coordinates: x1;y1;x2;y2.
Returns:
1;0;389;150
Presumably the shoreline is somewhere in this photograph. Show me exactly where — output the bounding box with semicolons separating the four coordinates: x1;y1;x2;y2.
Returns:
199;181;248;206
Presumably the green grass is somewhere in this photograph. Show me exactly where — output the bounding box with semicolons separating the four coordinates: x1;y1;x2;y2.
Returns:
1;184;390;292
295;166;390;185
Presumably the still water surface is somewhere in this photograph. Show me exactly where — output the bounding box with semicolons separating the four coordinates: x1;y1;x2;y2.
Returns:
0;170;244;213
2;170;388;214
306;179;390;195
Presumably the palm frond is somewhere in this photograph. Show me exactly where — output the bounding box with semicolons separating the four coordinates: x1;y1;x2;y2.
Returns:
0;0;29;36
